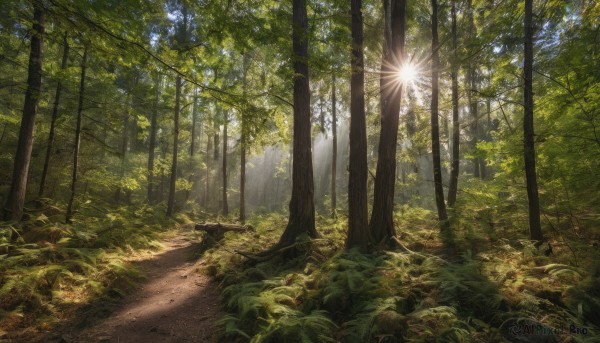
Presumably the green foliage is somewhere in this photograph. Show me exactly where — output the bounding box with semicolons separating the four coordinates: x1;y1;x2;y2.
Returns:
0;201;172;335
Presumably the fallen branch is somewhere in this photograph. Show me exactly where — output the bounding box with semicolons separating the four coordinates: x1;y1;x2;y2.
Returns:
194;223;255;233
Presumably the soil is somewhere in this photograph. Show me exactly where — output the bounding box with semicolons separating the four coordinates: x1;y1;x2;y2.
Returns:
52;237;221;343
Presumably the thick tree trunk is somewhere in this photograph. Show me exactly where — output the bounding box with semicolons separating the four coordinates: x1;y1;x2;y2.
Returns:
147;73;160;204
166;76;182;217
448;0;460;207
369;0;405;247
222;111;229;216
4;4;45;221
346;0;370;251
66;46;87;223
524;0;544;242
40;32;68;197
277;0;317;247
431;0;449;228
331;73;337;218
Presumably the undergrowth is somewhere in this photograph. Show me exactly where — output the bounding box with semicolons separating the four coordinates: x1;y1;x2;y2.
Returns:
0;200;176;339
204;208;600;342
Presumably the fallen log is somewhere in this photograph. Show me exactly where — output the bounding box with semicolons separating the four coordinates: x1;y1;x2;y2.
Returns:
194;223;255;233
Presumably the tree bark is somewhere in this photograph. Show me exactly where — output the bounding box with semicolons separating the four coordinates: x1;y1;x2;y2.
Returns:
277;0;317;247
331;73;337;218
431;0;449;228
166;75;182;217
66;46;87;223
524;0;544;242
195;222;255;233
369;0;406;247
466;0;480;178
114;89;130;205
447;0;460;207
39;32;68;197
346;0;370;251
204;118;212;209
186;83;198;201
4;3;45;221
222;111;229;216
240;53;250;224
147;73;161;204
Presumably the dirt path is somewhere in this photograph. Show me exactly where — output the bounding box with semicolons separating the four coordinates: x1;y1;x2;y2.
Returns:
60;237;221;343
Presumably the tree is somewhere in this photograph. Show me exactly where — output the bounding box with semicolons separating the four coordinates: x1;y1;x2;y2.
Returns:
166;75;182;217
147;72;161;204
330;72;337;219
523;0;543;242
276;0;317;248
222;110;229;216
430;0;448;229
166;2;188;217
369;0;406;247
346;0;370;251
447;0;460;207
3;2;45;221
239;53;250;224
66;45;88;223
39;32;69;197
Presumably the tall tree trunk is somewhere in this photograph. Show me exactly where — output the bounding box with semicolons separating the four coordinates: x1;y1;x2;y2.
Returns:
39;32;68;197
431;0;449;228
466;0;480;178
204;122;212;209
447;0;460;207
66;46;87;223
166;76;182;217
4;3;45;221
277;0;317;247
222;111;229;216
186;84;198;201
114;90;130;205
331;73;337;218
147;73;160;204
346;0;370;250
240;53;250;224
524;0;543;242
369;0;406;247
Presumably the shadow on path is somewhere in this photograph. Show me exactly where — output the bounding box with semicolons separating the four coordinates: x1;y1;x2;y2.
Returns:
50;237;222;343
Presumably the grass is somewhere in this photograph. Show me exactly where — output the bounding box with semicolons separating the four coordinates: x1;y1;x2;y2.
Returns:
0;201;177;340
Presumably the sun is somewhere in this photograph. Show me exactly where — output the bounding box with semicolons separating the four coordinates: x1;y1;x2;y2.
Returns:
398;63;418;84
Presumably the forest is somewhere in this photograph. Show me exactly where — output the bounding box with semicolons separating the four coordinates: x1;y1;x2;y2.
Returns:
0;0;599;342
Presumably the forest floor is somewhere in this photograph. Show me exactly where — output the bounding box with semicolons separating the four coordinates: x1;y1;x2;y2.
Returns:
47;235;222;343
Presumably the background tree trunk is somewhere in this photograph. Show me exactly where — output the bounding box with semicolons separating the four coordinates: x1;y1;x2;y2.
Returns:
448;0;460;207
240;53;250;224
331;73;337;218
4;3;45;221
66;46;87;223
147;73;160;204
346;0;370;251
40;32;68;197
222;111;229;216
277;0;317;247
431;0;449;228
369;0;406;247
166;75;182;217
524;0;544;242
